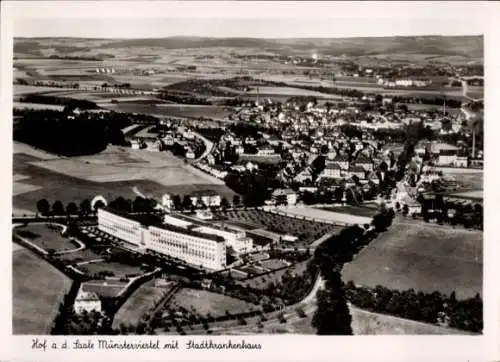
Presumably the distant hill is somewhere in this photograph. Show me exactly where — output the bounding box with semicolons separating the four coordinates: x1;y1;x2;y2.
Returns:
14;35;483;58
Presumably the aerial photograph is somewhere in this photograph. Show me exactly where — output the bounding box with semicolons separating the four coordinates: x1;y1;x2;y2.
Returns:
12;11;484;336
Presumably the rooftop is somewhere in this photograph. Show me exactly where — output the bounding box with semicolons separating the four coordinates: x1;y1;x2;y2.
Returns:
100;207;224;243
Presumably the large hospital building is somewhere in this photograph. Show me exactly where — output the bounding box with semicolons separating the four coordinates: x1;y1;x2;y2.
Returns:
97;207;253;271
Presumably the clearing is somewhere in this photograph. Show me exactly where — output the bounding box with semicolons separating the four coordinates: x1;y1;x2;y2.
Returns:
13;244;73;334
14;223;78;253
168;288;254;318
342;221;482;299
113;279;176;329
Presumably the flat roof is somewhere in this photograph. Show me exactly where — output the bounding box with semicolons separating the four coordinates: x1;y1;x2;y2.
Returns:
100;207;224;243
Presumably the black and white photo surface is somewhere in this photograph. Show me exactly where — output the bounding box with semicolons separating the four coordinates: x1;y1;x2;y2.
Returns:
4;1;494;351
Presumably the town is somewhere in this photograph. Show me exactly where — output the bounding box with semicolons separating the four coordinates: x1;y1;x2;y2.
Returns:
12;32;483;337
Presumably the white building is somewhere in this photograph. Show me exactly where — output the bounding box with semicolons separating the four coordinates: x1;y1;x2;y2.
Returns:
256;147;276;156
98;208;226;270
74;288;101;314
190;191;221;207
193;225;253;254
97;208;147;247
271;189;298;206
161;194;174;210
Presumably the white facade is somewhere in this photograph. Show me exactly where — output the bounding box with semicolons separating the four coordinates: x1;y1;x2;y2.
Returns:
98;208;226;270
98;208;146;246
193;226;253;254
74;289;101;314
148;224;226;270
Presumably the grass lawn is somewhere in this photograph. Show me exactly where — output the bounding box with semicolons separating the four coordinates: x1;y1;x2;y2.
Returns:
13;245;73;334
342;222;482;299
260;259;289;270
168;288;254;318
316;205;378;218
78;261;144;278
80;280;129;298
14;223;79;252
113;279;173;329
57;248;103;264
241;262;307;290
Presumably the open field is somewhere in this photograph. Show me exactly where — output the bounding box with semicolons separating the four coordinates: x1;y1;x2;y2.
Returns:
13;144;234;213
446;190;483;200
103;103;231;120
240;261;308;290
77;261;144;278
276;206;373;226
56;248;103;264
14;223;78;252
350;306;473;335
342;222;482;299
260;259;289;270
315;205;378;218
80;280;129;298
168;288;254;318
13;244;73;334
113;279;174;328
247;86;343;99
441;170;483;191
13;102;65;111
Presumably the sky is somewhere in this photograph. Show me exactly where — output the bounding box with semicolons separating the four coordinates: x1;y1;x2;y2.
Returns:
8;1;491;39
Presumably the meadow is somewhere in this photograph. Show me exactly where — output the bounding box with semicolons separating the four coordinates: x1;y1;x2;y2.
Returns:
113;279;175;329
14;223;79;253
13;245;73;334
342;222;482;299
168;288;254;318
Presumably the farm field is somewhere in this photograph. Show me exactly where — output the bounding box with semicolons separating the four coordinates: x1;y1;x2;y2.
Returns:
276;205;373;226
12;146;234;213
349;306;473;335
168;288;254;318
80;280;129;298
13;102;65;111
13;244;73;334
240;261;308;290
77;261;144;278
103;103;231;120
441;170;483;192
113;279;174;329
447;190;483;200
246;86;342;99
342;222;482;299
315;205;378;218
14;223;78;252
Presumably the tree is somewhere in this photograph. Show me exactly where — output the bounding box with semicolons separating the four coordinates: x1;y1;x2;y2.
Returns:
80;199;91;215
36;198;50;216
66;202;78;215
52;200;65;215
220;197;230;210
312;272;352;335
93;200;105;213
182;195;192;210
172;195;182;210
232;194;241;208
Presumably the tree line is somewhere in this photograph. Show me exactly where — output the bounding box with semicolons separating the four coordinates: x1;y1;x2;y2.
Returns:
19;94;99;110
14;109;133;156
344;282;482;333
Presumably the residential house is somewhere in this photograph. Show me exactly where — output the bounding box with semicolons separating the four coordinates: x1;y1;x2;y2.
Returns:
271;188;298;206
321;163;342;179
190;190;221;208
332;155;349;171
294;168;313;183
355;156;373;172
256;147;276;156
206;154;215;165
185;148;196;159
74;287;101;314
161;194;174;210
347;166;366;180
130;139;142;150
